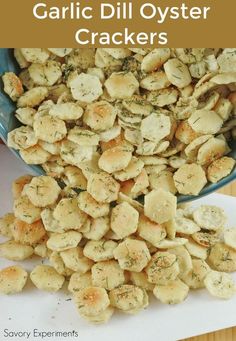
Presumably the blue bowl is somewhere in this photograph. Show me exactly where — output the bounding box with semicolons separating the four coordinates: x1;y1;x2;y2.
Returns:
0;48;235;202
0;48;44;176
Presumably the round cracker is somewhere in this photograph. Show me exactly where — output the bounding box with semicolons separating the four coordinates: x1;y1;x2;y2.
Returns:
173;164;207;195
25;176;61;207
0;266;28;295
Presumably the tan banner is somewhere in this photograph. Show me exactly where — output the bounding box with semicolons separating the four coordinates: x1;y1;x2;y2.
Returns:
0;0;235;47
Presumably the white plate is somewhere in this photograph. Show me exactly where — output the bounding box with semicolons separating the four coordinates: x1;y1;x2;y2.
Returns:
0;145;236;341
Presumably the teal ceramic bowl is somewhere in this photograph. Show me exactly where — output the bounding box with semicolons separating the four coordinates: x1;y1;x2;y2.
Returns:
0;48;235;202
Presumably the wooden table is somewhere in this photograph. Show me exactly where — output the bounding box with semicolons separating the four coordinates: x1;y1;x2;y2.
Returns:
183;182;236;341
0;141;235;340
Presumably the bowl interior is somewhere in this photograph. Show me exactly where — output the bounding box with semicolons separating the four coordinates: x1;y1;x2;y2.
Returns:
0;48;44;175
0;48;235;202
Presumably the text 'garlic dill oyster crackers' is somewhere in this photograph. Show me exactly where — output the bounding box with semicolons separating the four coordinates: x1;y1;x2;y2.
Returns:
2;48;236;198
0;174;236;324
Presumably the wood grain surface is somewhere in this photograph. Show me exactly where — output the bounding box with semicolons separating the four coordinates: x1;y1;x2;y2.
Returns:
0;141;235;340
183;181;236;341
